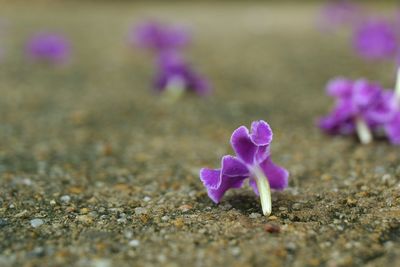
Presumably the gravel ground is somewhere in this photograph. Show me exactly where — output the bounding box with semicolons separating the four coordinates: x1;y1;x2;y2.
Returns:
0;2;399;267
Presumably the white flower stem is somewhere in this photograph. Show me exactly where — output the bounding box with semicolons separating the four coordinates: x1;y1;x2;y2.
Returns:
395;68;400;106
253;166;272;216
355;117;372;144
164;77;185;103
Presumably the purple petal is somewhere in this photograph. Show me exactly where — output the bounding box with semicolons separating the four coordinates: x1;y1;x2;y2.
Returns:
132;21;190;52
352;19;398;60
207;175;247;203
259;158;289;190
199;168;221;190
385;112;400;145
249;178;259;196
318;101;355;135
230;126;257;164
25;32;71;64
250;120;273;146
326;78;353;98
352;79;382;109
154;52;211;96
221;155;249;177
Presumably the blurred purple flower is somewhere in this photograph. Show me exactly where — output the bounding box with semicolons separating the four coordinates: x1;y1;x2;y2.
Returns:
26;32;71;64
318;0;361;32
154;53;211;96
385;111;400;144
131;21;190;53
200;120;289;216
319;78;391;143
352;19;399;60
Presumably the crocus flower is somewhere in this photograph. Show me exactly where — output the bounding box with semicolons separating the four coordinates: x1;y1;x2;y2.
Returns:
130;21;190;53
199;120;289;216
383;69;400;144
154;52;211;97
318;0;361;32
319;78;390;144
26;32;71;65
352;18;398;60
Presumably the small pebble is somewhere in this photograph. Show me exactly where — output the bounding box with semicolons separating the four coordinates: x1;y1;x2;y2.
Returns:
60;195;71;203
129;240;140;247
178;204;192;212
230;247;241;256
249;213;261;219
30;218;44;228
143;196;151;202
264;223;280;233
292;203;301;211
134;207;147;215
161;216;170;221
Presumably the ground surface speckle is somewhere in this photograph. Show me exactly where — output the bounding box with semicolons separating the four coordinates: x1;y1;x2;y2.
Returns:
0;2;399;267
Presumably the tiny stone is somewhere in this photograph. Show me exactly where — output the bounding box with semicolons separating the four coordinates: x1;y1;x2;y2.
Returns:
292;203;301;211
49;200;56;205
143;196;151;202
268;215;278;220
129;239;140;247
286;242;297;251
0;218;8;228
264;223;280;233
161;216;170;221
278;207;287;211
178;204;192;212
60;195;71;203
134;207;147;215
249;213;261;219
14;210;29;218
30;218;44;228
124;230;133;239
231;247;241;256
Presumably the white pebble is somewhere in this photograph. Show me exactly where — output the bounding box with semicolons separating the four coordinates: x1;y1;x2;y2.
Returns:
134;207;147;215
30;219;44;228
143;196;151;202
128;239;140;247
249;213;261;219
60;195;71;203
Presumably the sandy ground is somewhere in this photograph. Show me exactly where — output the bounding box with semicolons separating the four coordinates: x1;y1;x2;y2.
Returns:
0;2;399;267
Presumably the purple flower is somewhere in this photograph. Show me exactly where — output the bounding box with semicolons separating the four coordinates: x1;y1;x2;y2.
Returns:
154;53;211;96
199;120;289;216
385;111;400;145
319;78;390;143
318;0;361;32
383;69;400;144
26;32;71;65
130;21;190;53
352;18;399;60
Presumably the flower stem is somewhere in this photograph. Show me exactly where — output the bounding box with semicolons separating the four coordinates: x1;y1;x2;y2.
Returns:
355;117;372;144
253;166;272;216
164;77;185;103
395;68;400;106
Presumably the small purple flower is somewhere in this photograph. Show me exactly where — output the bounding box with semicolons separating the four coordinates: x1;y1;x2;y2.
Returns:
318;0;361;32
130;21;190;53
352;18;399;60
154;53;211;96
26;32;71;65
319;78;390;143
383;69;400;144
385;112;400;145
199;120;289;216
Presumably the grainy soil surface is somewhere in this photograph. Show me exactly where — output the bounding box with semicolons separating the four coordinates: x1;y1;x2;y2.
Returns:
0;2;399;267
